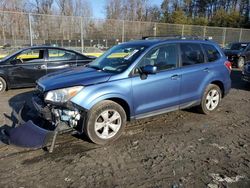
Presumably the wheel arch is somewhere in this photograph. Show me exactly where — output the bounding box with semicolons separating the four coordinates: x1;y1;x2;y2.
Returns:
105;97;131;121
210;80;225;97
73;93;133;121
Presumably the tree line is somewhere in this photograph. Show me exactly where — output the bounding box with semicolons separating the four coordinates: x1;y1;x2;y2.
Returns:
105;0;250;28
0;0;249;28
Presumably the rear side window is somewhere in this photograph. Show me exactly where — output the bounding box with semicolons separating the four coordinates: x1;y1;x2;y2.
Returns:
180;43;205;66
202;44;221;62
48;49;77;61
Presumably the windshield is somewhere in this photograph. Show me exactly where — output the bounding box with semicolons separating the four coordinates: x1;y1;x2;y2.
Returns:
225;43;249;51
87;44;147;73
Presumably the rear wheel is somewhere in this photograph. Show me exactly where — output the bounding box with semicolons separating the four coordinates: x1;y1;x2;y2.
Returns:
198;84;222;114
237;57;245;69
84;100;127;145
0;77;7;93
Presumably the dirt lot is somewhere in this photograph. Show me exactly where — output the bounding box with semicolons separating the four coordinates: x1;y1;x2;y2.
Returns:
0;69;249;188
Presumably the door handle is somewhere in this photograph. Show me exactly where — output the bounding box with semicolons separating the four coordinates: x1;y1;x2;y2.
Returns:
171;74;180;80
36;65;47;69
203;68;210;72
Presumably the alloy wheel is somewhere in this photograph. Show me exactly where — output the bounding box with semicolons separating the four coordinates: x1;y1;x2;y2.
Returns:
94;110;122;139
205;89;220;111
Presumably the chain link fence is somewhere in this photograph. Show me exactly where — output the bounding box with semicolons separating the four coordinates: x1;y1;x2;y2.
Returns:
0;11;250;54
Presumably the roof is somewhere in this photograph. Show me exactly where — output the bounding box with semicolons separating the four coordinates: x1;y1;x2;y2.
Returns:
122;38;217;47
21;46;86;56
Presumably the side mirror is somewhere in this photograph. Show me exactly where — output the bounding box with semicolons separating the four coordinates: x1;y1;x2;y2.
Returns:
141;65;157;74
10;59;22;65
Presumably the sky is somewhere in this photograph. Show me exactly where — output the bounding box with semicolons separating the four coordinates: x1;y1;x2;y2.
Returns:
90;0;163;19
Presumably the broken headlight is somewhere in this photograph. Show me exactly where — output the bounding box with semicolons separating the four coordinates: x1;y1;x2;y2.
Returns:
45;86;84;103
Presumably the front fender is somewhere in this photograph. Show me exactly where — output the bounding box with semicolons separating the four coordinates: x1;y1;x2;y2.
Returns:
85;93;132;111
70;79;133;115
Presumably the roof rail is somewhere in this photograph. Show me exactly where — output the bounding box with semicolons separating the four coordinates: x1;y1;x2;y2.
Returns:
142;35;213;40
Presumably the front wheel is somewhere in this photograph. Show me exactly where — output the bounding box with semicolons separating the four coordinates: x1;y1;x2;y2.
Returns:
198;84;222;114
84;100;127;145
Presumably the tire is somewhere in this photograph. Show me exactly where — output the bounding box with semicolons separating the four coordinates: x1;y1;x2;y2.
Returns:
84;100;127;145
0;77;7;93
237;57;245;69
198;84;222;115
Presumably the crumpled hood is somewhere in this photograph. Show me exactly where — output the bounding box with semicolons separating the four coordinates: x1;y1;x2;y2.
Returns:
224;50;241;56
38;66;113;92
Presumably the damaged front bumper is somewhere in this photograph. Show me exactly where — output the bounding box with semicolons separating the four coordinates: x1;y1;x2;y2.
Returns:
7;93;87;152
32;94;86;131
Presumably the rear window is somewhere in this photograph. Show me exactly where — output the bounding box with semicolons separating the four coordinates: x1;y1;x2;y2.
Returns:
202;44;221;62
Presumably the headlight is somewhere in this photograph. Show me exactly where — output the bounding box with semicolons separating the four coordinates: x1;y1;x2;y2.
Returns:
45;86;84;103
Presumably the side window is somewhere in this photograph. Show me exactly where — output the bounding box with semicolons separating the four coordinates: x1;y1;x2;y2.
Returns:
16;49;44;63
202;44;221;62
48;49;77;61
180;43;205;66
139;44;178;71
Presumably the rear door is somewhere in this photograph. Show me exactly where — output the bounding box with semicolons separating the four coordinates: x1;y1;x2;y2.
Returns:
9;48;46;86
46;49;78;74
131;44;181;118
178;42;209;106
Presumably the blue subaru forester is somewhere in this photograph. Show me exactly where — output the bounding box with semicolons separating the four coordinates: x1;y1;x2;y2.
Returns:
34;38;232;145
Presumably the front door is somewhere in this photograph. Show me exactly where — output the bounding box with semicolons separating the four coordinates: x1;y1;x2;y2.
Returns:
9;48;46;87
131;44;181;118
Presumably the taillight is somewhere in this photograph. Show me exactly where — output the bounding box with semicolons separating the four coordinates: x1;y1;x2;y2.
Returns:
224;61;232;73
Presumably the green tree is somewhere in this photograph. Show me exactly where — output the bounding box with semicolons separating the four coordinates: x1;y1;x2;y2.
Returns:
170;9;188;24
192;17;208;26
209;9;228;27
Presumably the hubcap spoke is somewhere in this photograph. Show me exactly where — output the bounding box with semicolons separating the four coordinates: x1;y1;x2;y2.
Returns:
108;123;118;132
206;100;211;108
109;111;120;122
211;90;217;97
95;122;105;131
100;111;109;121
102;126;109;138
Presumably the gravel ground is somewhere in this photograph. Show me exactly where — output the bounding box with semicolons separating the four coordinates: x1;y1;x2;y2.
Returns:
0;69;249;188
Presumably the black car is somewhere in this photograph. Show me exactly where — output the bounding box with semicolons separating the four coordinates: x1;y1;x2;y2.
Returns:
224;42;250;69
242;61;250;83
0;46;94;93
